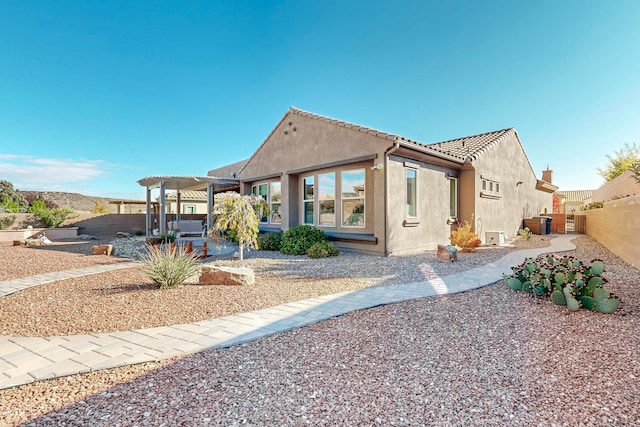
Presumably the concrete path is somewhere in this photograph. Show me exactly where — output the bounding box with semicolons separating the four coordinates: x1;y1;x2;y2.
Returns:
0;235;577;389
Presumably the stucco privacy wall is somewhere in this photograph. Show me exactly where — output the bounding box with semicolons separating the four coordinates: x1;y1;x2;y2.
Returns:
386;155;457;255
592;170;640;203
471;132;552;242
584;194;640;268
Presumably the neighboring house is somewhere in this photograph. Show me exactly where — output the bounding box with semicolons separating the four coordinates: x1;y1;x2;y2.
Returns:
591;170;640;203
164;191;208;214
557;190;593;213
236;107;555;256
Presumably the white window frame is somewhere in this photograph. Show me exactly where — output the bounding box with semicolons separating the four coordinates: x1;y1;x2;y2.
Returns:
406;168;417;218
303;176;314;225
449;177;458;218
318;172;336;227
269;182;281;224
341;169;365;228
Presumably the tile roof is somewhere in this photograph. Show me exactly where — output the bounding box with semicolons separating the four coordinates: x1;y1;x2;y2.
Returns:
289;107;515;163
557;190;594;203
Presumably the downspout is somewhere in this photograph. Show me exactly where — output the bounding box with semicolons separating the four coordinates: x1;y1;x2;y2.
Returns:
384;140;401;256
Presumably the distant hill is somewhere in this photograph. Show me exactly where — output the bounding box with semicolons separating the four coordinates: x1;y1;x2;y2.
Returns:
18;191;139;213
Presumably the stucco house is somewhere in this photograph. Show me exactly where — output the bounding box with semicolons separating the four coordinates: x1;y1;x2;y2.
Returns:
235;107;555;256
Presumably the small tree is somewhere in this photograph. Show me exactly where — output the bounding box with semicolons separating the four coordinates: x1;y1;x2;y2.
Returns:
631;161;640;185
210;192;268;260
0;180;28;213
597;143;640;182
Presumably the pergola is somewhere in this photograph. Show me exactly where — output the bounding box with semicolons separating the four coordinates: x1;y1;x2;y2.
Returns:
137;175;240;236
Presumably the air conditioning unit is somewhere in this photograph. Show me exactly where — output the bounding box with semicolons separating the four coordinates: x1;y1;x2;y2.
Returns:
485;231;505;246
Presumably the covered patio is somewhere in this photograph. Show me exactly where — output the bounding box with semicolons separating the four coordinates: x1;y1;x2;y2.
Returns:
137;175;240;237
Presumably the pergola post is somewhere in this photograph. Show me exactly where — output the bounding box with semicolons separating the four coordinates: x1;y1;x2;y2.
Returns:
145;187;152;236
159;182;167;235
207;183;214;231
176;191;181;222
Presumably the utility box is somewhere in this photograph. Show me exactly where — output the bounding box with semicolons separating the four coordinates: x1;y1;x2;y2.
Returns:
485;231;505;246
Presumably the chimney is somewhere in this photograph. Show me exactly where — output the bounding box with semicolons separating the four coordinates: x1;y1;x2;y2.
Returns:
542;165;553;184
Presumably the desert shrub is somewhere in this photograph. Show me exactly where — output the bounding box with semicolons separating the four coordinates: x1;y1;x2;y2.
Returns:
143;244;201;289
132;228;145;236
92;200;111;214
280;225;328;255
22;192;59;209
307;241;339;258
449;222;481;252
257;231;283;251
0;215;16;230
28;200;74;228
518;227;532;240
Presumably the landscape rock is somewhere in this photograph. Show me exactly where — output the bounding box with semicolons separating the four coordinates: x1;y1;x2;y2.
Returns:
199;265;255;286
437;244;458;262
92;244;114;256
77;234;99;240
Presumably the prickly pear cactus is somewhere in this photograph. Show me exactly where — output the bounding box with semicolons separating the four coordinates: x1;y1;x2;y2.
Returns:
505;254;619;313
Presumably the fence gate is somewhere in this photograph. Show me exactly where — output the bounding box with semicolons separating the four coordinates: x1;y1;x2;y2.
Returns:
566;214;586;234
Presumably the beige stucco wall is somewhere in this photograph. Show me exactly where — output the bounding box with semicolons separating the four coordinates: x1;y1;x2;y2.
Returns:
240;112;391;179
592;170;640;203
386;155;457;255
240;112;392;255
470;133;552;242
584;194;640;268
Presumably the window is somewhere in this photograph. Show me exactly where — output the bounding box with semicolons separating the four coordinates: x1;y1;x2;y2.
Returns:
449;178;458;218
184;205;195;215
481;177;501;199
406;169;417;217
252;183;270;222
318;173;335;226
270;182;281;224
303;176;314;224
341;169;365;227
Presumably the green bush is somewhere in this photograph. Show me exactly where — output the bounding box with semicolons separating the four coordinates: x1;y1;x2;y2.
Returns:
0;215;16;230
257;231;283;251
280;225;328;255
143;245;201;289
28;199;74;228
307;241;340;258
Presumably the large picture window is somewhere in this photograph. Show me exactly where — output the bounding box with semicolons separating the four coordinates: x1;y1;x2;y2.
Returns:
318;173;335;226
341;169;365;227
406;169;417;218
303;176;314;225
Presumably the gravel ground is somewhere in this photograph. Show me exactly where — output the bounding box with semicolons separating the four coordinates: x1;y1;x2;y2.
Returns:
0;236;549;337
1;234;639;426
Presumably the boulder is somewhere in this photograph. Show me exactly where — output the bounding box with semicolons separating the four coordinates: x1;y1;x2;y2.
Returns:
199;265;255;286
92;244;114;256
437;244;458;262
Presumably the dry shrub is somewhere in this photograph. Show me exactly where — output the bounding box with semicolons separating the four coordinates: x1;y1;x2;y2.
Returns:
450;222;481;252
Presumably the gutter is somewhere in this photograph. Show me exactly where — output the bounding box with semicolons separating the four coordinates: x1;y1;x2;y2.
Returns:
384;141;401;256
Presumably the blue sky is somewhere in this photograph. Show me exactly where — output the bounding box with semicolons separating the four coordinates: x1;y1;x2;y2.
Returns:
1;1;638;199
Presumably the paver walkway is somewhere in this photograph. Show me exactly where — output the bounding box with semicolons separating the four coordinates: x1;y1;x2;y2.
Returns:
0;235;576;389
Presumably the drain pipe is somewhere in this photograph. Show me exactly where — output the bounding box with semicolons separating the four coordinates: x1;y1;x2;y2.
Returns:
384;140;401;255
